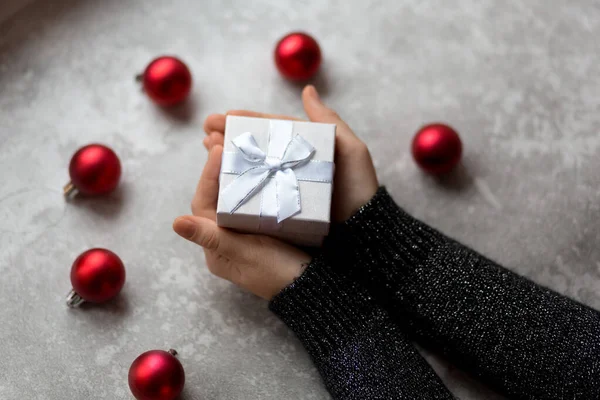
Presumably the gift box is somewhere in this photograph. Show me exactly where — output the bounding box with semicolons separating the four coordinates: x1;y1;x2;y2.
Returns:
216;115;336;246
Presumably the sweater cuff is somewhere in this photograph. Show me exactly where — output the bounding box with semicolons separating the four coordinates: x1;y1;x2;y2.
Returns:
269;256;386;357
327;187;444;266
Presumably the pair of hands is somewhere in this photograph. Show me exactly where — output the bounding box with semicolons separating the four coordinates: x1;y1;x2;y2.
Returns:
173;85;378;300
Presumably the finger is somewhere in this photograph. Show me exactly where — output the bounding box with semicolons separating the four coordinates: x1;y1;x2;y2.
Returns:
301;85;357;140
193;145;223;216
203;114;226;135
227;109;302;121
173;216;256;261
206;132;224;150
202;136;210;150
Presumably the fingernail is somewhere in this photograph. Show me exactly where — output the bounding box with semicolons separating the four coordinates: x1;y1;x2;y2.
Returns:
173;217;196;239
305;85;321;103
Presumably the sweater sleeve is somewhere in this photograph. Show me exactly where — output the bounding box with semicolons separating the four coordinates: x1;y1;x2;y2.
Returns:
269;256;454;400
324;187;600;400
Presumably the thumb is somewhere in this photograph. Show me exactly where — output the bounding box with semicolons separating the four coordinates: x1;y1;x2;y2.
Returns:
173;215;252;260
301;85;342;124
302;85;357;142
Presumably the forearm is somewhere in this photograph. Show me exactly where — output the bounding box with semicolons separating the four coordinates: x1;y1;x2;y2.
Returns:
326;187;600;400
269;256;454;400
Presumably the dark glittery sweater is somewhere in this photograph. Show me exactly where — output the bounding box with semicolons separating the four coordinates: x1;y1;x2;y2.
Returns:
270;188;600;400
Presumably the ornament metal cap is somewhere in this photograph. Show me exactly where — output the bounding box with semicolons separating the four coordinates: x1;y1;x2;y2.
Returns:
66;289;85;308
63;181;77;198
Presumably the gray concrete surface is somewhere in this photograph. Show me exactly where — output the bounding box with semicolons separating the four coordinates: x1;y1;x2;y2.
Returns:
1;1;599;399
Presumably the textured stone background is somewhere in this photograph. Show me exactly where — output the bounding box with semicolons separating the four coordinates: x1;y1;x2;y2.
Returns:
1;1;599;399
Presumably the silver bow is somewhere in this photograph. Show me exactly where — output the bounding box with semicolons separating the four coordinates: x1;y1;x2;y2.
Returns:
220;120;334;223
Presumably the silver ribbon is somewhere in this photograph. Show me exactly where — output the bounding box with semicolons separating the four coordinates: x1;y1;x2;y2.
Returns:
221;120;334;223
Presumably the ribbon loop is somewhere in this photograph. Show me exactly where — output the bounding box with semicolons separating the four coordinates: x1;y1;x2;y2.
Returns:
281;135;315;166
232;132;266;163
221;121;333;224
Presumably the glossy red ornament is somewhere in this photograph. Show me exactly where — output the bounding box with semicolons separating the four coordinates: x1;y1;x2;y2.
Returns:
66;248;126;307
64;144;121;197
129;349;185;400
274;32;322;81
140;56;192;106
411;123;463;175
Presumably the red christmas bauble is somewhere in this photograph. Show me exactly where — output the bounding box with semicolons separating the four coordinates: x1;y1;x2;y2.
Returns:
274;32;321;81
66;144;121;196
69;248;126;304
141;56;192;106
411;123;462;175
129;350;185;400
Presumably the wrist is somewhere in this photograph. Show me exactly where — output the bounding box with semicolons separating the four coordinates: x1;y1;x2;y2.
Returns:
262;247;311;300
343;184;379;222
267;262;311;301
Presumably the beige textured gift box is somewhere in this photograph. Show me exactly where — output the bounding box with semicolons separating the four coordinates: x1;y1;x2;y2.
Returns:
216;116;336;246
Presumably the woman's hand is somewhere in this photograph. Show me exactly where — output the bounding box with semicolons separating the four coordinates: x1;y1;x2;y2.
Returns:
173;145;311;300
173;85;378;299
